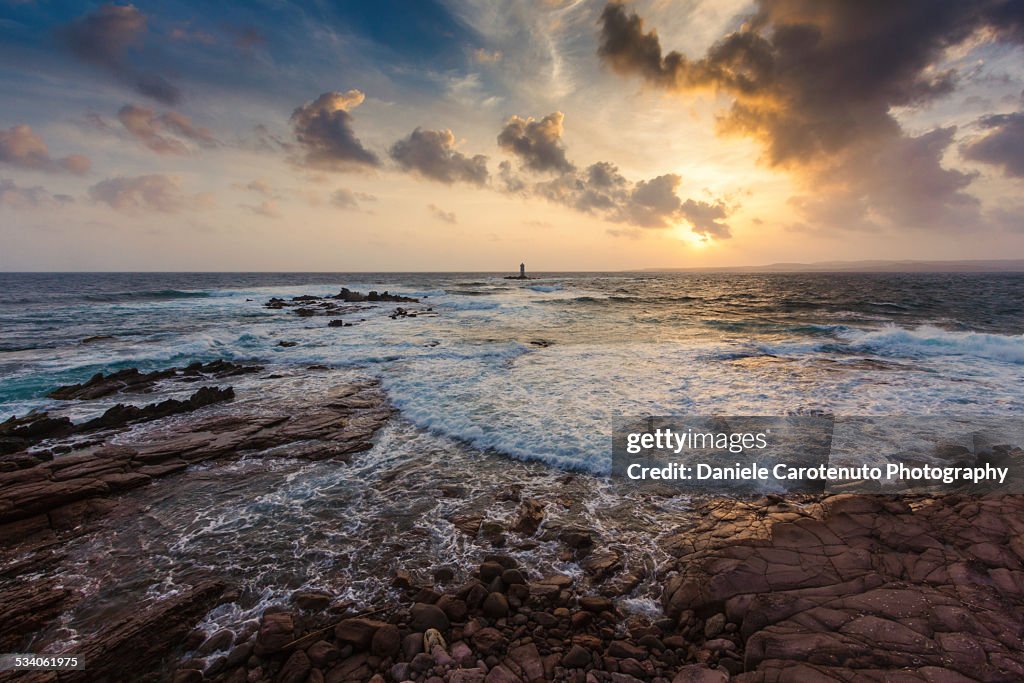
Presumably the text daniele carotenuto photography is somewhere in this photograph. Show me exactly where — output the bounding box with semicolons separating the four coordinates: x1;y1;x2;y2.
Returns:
1;1;1024;682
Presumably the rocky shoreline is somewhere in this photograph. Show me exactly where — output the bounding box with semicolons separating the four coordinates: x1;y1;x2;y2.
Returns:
127;492;1017;683
1;358;1023;682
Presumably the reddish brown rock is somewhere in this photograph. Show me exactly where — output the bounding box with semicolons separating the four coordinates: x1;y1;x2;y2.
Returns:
333;618;385;650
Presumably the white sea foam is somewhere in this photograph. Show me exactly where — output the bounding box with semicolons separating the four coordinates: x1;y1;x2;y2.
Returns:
3;276;1023;471
838;324;1024;364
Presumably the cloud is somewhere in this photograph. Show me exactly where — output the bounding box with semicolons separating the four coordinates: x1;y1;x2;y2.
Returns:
428;203;457;223
962;112;1024;178
498;160;527;193
389;128;489;185
679;199;731;239
499;113;733;235
251;124;293;153
787;127;979;232
0;125;90;174
290;91;379;170
229;25;267;51
88;174;195;212
473;48;504;63
117;104;217;155
330;189;376;210
529;163;731;233
598;4;775;97
597;1;1024;232
168;23;216;45
0;179;73;209
240;179;273;197
242;200;280;219
498;112;574;174
60;3;180;105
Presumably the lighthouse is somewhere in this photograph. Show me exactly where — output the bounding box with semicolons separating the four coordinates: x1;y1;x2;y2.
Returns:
520;263;526;278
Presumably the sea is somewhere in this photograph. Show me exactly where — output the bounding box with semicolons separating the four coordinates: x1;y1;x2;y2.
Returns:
2;271;1023;653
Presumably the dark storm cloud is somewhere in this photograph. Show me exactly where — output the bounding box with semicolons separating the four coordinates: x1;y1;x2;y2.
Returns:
599;4;774;95
597;0;1023;163
788;127;979;232
60;4;181;105
962;112;1024;178
117;104;218;155
497;112;575;174
502;113;733;235
389;128;489;185
290;91;380;170
0;125;90;175
597;0;1024;232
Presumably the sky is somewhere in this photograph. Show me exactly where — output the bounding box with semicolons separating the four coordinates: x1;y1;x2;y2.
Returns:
1;0;1023;271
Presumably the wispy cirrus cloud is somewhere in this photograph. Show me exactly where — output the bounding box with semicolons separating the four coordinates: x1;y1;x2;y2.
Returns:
117;104;218;155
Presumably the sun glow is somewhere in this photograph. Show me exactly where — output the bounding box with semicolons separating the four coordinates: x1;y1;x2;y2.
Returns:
676;225;711;249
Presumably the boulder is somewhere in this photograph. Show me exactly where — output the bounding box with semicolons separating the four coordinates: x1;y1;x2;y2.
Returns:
482;592;510;619
370;623;401;658
333;618;385;650
410;602;451;632
257;611;294;653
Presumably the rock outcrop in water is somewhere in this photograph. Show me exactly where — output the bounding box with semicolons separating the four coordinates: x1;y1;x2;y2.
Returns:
0;386;234;456
334;288;418;303
264;288;419;319
47;361;261;400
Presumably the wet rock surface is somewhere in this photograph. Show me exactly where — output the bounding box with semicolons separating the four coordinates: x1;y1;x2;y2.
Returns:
46;361;262;401
264;288;421;321
0;372;394;681
1;386;235;456
45;493;1014;683
3;365;1024;682
0;379;391;525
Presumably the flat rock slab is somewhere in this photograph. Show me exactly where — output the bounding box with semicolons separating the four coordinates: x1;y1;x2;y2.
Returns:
0;381;392;529
661;494;1024;681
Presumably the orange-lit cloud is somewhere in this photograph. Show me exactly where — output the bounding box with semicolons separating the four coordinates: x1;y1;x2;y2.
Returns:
597;1;1024;233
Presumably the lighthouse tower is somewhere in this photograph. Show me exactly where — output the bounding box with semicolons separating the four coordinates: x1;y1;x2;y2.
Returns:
520;263;526;278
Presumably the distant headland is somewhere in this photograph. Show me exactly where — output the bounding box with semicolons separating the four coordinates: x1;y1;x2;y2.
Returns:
643;259;1024;274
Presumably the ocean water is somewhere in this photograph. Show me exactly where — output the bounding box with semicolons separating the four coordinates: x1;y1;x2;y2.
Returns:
2;272;1023;473
3;271;1024;654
